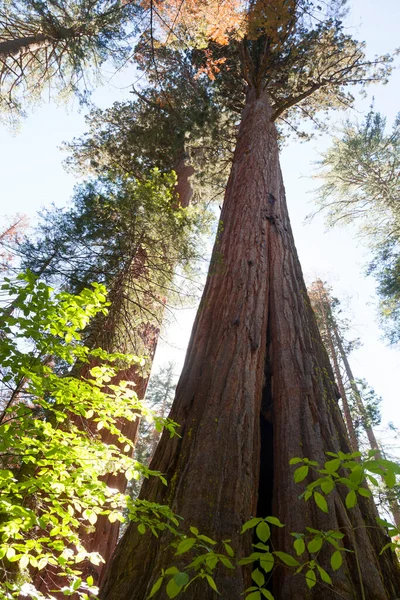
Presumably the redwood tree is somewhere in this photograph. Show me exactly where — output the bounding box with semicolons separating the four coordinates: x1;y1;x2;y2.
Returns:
17;169;202;592
100;2;400;599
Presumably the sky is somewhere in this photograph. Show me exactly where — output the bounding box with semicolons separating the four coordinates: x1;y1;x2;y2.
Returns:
0;0;399;450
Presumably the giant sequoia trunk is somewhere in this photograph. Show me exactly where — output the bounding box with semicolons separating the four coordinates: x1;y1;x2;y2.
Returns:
100;87;400;600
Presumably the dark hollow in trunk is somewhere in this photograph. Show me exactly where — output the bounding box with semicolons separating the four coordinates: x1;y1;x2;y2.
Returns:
100;86;400;600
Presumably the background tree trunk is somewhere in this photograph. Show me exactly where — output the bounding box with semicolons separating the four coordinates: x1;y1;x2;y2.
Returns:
309;281;359;452
333;326;400;528
100;87;400;600
34;157;195;596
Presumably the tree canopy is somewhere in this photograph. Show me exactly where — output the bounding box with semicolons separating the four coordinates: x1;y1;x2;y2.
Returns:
0;0;142;120
311;110;400;342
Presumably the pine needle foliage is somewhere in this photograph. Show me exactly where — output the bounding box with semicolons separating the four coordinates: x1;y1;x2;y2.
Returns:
311;110;400;342
0;0;142;121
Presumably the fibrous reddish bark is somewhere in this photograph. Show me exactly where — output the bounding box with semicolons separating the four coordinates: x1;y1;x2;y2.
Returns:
100;87;400;600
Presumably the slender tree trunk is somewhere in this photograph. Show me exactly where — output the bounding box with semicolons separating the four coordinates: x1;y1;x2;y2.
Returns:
333;327;378;451
85;158;194;582
100;87;400;600
311;283;359;452
0;26;84;60
174;155;195;209
34;156;195;596
333;327;400;528
0;34;50;58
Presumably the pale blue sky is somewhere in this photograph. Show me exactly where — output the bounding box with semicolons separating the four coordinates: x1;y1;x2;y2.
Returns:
0;0;399;448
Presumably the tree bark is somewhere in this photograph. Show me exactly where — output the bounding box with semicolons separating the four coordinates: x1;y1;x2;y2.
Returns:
0;26;84;60
310;282;359;452
0;34;51;59
100;86;400;600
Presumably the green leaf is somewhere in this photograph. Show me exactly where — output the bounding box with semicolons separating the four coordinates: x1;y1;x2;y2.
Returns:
19;554;29;569
223;542;234;557
148;576;164;598
358;487;371;498
197;534;217;545
260;553;274;573
307;537;322;554
367;473;379;487
173;573;189;587
294;465;309;483
384;470;396;489
380;542;395;554
324;459;341;474
376;517;396;531
316;564;332;584
331;550;343;571
265;516;285;528
349;466;364;486
166;577;182;598
261;591;274;600
252;568;265;587
256;521;271;543
165;567;179;576
175;538;196;555
205;554;218;570
314;492;328;513
253;543;270;551
320;478;334;494
246;593;261;600
329;531;345;540
274;552;299;567
73;578;82;591
294;538;305;556
345;490;357;509
220;556;235;569
289;457;303;465
138;523;146;534
241;518;262;534
305;569;317;589
205;575;219;593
